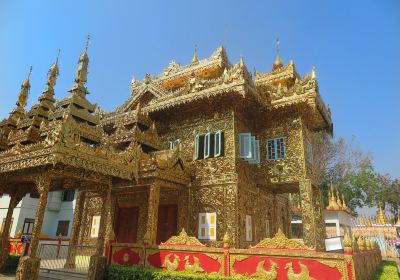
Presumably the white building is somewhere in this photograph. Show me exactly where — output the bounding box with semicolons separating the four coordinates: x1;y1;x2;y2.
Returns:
0;190;76;239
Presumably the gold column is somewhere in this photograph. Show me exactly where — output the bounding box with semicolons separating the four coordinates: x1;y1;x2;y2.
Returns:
65;191;86;268
87;180;112;280
78;196;88;245
16;172;51;280
143;182;160;244
0;191;25;271
299;179;325;250
29;173;51;257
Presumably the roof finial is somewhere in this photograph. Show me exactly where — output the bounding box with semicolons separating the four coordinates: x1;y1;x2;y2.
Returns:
16;66;32;108
273;37;283;69
69;36;90;96
85;34;90;52
46;49;61;92
192;44;199;64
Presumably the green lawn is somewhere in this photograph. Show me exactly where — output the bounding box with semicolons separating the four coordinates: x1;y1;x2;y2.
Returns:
373;260;399;280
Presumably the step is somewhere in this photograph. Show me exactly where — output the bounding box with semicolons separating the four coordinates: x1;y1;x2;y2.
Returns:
39;269;87;280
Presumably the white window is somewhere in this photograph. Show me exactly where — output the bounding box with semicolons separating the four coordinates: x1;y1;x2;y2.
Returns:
214;131;223;157
198;212;217;240
307;141;313;163
239;133;253;159
247;139;260;164
194;135;202;160
204;132;214;159
90;215;101;238
169;139;179;150
267;137;285;160
246;215;252;241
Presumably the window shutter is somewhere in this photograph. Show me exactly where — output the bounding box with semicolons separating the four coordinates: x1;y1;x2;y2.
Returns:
276;138;285;159
246;215;252;241
194;135;200;160
198;212;217;240
267;139;275;160
239;133;252;159
204;133;210;159
214;131;224;157
248;139;260;164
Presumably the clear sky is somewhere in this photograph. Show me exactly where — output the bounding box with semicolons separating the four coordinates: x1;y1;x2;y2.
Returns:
0;0;399;178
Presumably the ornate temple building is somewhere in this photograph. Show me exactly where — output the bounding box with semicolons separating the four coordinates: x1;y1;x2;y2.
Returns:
0;39;333;279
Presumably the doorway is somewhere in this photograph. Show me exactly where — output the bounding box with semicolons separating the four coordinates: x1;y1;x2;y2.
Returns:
115;207;139;243
156;204;178;244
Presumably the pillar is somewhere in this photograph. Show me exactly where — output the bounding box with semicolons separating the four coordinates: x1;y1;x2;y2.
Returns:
65;191;86;268
0;191;25;271
16;172;51;280
299;179;325;250
143;182;160;244
87;181;112;280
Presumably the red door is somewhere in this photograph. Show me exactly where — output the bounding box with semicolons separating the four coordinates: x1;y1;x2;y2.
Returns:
156;205;178;244
115;207;139;243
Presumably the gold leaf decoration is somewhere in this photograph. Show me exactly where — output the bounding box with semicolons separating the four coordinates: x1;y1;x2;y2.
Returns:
252;229;310;250
161;228;205;246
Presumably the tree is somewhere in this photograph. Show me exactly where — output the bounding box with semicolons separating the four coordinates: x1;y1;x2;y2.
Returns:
315;135;379;212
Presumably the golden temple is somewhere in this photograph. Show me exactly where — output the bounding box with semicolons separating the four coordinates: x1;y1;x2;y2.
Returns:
0;41;332;279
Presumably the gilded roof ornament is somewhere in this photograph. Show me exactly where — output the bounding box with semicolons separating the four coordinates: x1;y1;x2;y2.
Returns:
273;38;283;69
191;45;199;64
69;35;90;96
16;66;32;108
252;228;310;250
45;49;60;93
161;228;205;246
376;201;388;224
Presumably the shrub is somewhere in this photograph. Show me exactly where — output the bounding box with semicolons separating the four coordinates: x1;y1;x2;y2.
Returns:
3;254;20;274
373;260;399;280
106;265;252;280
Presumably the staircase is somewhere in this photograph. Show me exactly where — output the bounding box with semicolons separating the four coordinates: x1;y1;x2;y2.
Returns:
39;269;87;280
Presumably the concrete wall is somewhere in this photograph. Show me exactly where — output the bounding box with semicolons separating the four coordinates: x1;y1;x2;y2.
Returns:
0;191;76;238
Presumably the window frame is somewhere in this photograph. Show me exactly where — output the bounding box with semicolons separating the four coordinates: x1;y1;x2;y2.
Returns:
61;190;75;202
245;215;253;241
198;212;217;241
56;220;70;237
169;139;180;150
267;137;286;160
22;218;35;235
214;130;224;157
239;133;253;159
90;215;101;238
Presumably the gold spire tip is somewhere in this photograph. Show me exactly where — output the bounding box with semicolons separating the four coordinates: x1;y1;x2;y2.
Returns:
27;66;33;80
192;44;198;63
85;35;90;52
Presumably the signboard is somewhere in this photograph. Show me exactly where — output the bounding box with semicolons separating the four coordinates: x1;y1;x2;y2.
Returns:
20;235;31;244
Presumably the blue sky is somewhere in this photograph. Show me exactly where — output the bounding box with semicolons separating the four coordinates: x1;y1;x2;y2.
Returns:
1;0;399;178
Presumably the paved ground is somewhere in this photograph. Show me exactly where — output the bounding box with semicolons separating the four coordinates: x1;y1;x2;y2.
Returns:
0;274;13;280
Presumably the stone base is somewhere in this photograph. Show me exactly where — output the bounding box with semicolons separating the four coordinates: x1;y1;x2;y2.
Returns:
15;256;41;280
87;255;107;280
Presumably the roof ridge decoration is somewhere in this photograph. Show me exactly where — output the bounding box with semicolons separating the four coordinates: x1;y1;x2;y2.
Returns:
251;228;311;250
161;228;205;246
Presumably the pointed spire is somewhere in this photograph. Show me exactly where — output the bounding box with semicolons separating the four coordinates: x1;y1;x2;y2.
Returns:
44;49;60;94
376;201;388;224
336;189;343;209
273;37;283;69
311;66;316;79
191;44;199;64
69;35;90;96
16;66;32;108
342;192;347;210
